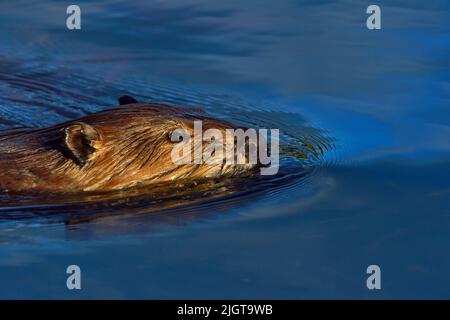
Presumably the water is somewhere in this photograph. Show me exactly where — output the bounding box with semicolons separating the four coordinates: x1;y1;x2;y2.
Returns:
0;0;449;299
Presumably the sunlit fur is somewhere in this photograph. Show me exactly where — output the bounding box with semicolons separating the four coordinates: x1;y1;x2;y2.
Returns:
0;104;256;193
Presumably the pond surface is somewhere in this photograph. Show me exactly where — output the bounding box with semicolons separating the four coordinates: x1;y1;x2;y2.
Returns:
0;0;449;299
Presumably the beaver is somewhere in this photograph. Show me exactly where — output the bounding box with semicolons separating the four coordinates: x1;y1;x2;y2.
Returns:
0;96;257;193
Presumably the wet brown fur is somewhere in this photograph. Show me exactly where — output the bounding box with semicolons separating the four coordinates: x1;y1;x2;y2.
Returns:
0;103;254;193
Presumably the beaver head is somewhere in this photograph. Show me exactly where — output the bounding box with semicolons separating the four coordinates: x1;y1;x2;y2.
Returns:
0;97;258;193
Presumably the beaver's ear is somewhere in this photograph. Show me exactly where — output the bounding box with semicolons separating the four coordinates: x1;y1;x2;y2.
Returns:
62;122;101;166
118;95;139;105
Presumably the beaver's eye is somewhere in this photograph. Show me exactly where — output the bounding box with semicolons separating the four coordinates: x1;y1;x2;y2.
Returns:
168;133;183;142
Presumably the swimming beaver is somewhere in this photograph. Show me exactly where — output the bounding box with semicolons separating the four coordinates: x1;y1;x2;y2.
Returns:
0;96;257;193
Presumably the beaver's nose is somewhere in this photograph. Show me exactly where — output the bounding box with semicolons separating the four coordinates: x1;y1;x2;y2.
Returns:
230;135;259;165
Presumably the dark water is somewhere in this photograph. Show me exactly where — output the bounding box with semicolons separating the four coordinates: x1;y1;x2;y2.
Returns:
0;0;449;299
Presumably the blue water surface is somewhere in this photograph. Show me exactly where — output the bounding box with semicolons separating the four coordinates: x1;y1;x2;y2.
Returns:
0;0;449;299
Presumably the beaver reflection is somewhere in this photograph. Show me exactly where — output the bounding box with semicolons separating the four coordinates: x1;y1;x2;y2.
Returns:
0;173;266;226
0;96;260;193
